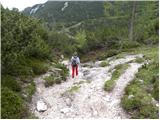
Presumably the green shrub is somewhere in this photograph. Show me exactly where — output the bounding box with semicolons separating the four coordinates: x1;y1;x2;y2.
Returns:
106;49;119;57
100;61;109;67
51;76;62;84
28;59;49;75
26;81;36;101
1;87;28;119
152;75;159;101
121;95;142;111
98;49;119;60
112;64;129;80
134;58;145;63
6;58;49;77
44;63;69;87
9;64;33;77
44;75;55;87
139;104;159;119
122;40;140;49
2;75;21;92
122;93;158;119
104;80;115;91
55;63;69;81
2;8;51;76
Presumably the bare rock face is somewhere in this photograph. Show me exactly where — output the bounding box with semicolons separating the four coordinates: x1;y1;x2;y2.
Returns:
37;100;47;112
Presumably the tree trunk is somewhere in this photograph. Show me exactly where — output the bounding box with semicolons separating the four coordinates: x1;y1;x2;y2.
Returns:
129;1;136;41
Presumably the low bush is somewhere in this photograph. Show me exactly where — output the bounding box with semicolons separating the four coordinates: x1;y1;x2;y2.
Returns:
152;77;159;101
134;58;145;63
55;63;69;81
27;58;49;75
106;49;119;57
122;40;140;50
1;87;28;119
26;81;36;101
121;82;158;119
44;75;55;87
9;64;33;77
98;49;119;60
104;80;115;91
2;75;21;92
100;61;109;67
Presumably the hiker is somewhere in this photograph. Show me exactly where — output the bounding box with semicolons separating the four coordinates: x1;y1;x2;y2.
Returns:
71;52;80;78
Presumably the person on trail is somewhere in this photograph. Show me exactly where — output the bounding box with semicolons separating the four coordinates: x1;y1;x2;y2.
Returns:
71;52;80;78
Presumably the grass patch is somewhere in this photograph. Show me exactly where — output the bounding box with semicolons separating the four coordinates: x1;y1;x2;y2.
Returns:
104;64;129;91
100;61;109;67
104;80;115;91
44;74;56;87
74;80;91;85
121;46;159;119
67;85;81;93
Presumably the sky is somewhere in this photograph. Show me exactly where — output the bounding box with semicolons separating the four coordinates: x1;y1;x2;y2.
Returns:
1;0;48;11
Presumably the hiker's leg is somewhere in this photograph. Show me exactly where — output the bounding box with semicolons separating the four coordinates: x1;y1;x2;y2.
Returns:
76;65;78;76
72;66;74;78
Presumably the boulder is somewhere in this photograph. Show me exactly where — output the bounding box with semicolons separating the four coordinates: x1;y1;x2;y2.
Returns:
36;100;47;112
60;108;72;114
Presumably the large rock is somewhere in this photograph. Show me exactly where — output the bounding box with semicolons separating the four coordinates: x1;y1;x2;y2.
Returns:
60;108;72;114
36;100;47;112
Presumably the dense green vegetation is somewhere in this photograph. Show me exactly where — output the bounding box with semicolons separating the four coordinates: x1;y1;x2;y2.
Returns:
121;47;159;119
1;7;67;118
1;87;28;119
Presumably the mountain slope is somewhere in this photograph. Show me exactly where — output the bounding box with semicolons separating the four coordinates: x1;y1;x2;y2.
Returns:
23;1;105;24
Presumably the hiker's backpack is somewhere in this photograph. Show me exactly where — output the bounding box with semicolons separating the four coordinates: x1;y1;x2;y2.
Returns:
72;56;77;67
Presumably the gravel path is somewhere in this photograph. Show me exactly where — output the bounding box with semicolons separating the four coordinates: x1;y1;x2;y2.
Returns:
30;54;144;119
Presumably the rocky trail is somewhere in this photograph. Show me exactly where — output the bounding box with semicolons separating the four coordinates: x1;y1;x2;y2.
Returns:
30;54;145;119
